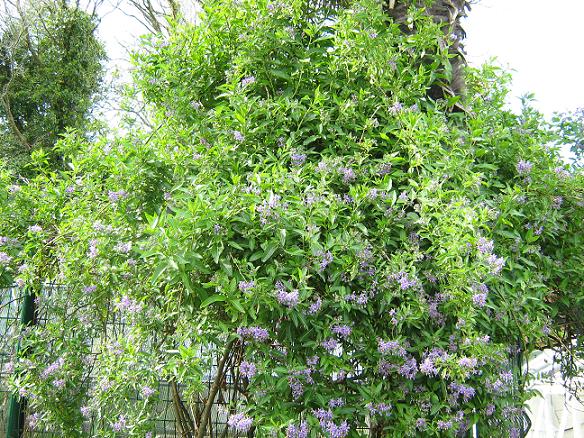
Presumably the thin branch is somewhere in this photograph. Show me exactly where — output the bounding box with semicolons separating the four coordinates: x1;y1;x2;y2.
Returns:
196;339;236;438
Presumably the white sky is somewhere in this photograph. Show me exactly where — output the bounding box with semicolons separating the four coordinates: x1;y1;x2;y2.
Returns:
465;0;584;117
99;0;584;120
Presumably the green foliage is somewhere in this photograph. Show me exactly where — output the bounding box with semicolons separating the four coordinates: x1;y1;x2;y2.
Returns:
0;0;106;173
0;0;582;436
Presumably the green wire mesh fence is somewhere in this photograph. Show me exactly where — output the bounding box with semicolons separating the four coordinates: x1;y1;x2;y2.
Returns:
0;286;245;437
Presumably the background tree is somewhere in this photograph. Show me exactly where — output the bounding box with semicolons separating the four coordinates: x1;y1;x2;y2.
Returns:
0;0;106;173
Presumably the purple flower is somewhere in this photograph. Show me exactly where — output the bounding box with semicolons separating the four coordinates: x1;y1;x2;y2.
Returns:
238;280;255;294
288;377;304;399
227;413;253;432
552;196;563;209
437;420;452;431
142;386;155;398
367;402;391;416
487;254;505;274
83;285;97;294
237;326;269;342
88;239;98;259
338;167;356;183
307;298;322;315
472;292;487;307
389;102;403;114
41;357;64;379
322;420;349;438
80;406;91;417
108;190;128;202
291;153;307;166
328;398;345;408
378;163;392;175
240;361;256;379
287;421;309;438
420;358;438;376
28;225;43;233
555;166;570;178
53;379;65;388
485;404;495;416
276;284;299;308
378;339;406;357
510;427;520;438
112;415;127;432
27;413;40;430
318;251;333;271
114;242;132;254
398;358;418;380
516;160;533;175
233;131;244;142
416;418;427;430
322;338;339;353
476;237;494;254
241;76;256;87
0;252;11;265
116;296;142;313
500;370;513;383
331;325;352;339
458;357;478;369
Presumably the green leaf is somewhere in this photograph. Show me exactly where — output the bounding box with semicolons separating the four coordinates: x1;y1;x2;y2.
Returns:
200;294;227;308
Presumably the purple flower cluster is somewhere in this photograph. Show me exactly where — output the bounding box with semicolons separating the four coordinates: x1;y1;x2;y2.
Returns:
345;292;368;305
458;357;478;369
286;421;309;438
114;242;132;254
237;326;269;342
307;297;322;315
227;413;253;433
240;76;256;87
314;410;349;438
331;325;352;339
329;398;345;408
288;376;304;399
0;252;11;265
112;415;127;432
367;402;391;416
108;190;128;202
322;338;339;353
238;280;255;294
291;152;307;166
338;167;356;183
437;420;452;431
116;296;142;313
378;339;406;357
476;237;494;254
449;382;476;402
398;358;418;379
487;254;505;274
88;239;98;259
233;130;245;142
276;285;299;308
516;160;533;175
28;225;43;233
256;193;281;224
551;195;563;209
240;361;256;379
41;357;64;379
318;251;333;271
138;385;154;398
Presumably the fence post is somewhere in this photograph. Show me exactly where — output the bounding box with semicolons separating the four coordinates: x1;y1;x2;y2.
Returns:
5;288;35;438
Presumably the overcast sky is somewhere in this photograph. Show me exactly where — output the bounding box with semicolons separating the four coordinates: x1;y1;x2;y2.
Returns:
465;0;584;117
100;0;584;120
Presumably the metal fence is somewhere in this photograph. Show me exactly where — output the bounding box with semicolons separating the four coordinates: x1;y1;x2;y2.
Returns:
0;286;243;437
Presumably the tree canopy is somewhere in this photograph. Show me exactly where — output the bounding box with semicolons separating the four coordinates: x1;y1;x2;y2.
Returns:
0;0;105;172
0;0;583;436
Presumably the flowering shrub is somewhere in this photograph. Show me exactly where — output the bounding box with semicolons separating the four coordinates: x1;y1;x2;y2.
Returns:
0;0;583;436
